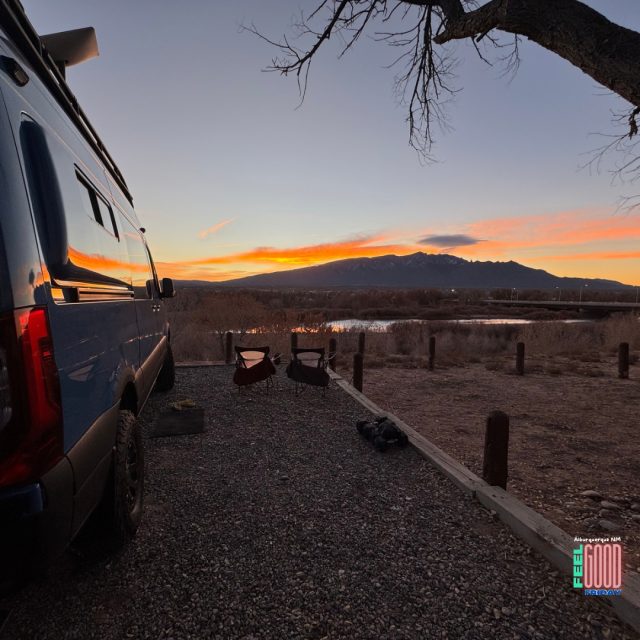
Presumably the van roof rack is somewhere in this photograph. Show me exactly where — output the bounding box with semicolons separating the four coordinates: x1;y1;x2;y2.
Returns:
0;0;133;205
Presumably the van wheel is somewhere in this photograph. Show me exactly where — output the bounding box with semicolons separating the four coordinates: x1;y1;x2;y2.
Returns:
104;410;144;547
154;344;175;392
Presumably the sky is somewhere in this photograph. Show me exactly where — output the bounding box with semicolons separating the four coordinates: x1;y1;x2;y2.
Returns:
21;0;640;286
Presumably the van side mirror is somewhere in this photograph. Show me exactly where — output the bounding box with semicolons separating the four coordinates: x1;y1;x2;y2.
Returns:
161;277;176;298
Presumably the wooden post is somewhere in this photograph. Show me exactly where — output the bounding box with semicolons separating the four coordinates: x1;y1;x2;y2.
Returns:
483;411;510;489
329;337;337;372
516;341;525;376
225;331;233;365
291;331;298;352
428;336;436;371
618;342;629;379
353;352;363;392
358;331;366;355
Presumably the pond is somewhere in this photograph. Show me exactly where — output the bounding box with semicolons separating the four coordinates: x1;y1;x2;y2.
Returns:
326;318;591;332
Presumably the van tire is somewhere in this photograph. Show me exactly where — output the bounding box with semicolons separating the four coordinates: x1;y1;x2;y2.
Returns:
104;410;144;547
154;344;175;392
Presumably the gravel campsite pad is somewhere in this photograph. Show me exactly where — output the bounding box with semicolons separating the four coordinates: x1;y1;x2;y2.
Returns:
1;366;637;639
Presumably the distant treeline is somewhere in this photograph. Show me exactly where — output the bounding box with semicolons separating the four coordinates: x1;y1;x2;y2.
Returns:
166;287;639;365
168;285;637;325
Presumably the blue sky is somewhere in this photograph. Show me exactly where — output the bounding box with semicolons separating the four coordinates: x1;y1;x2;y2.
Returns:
21;1;640;284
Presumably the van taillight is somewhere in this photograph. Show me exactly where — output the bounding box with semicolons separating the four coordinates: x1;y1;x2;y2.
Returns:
0;307;63;487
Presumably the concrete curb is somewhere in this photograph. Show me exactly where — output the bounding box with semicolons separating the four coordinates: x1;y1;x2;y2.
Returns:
328;368;640;633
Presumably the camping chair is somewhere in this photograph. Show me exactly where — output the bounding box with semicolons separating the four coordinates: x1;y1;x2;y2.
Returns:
233;346;276;392
286;347;330;396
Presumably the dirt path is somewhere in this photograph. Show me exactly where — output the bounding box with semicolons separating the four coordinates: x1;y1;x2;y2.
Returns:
358;360;640;573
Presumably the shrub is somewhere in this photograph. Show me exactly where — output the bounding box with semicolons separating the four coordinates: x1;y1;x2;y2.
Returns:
167;288;640;373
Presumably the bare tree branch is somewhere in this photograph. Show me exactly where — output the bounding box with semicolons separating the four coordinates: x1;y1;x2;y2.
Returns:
434;0;640;110
249;0;640;169
580;107;640;209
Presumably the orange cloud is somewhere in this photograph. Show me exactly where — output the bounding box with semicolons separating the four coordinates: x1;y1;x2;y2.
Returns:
181;235;420;267
543;250;640;261
198;218;234;240
465;209;640;253
152;207;640;283
153;234;425;281
453;240;518;257
155;263;259;282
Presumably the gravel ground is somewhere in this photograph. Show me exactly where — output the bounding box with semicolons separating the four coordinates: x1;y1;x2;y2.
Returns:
0;366;637;640
360;363;640;570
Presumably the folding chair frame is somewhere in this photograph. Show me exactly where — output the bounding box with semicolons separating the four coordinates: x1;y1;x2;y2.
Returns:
287;347;330;397
233;346;276;393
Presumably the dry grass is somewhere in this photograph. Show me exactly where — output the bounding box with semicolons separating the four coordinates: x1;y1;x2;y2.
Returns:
168;290;640;375
519;314;639;356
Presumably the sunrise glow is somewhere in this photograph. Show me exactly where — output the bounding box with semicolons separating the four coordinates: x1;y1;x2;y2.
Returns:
153;207;640;284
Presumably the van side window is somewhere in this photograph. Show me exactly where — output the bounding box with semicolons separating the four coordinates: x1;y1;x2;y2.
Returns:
21;122;130;291
121;216;155;300
144;246;161;296
77;176;101;225
97;198;120;239
76;172;119;239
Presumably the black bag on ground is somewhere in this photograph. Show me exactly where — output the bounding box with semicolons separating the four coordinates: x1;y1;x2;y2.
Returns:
356;416;408;451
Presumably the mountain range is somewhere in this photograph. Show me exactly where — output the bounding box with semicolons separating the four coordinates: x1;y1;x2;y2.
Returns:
181;253;631;290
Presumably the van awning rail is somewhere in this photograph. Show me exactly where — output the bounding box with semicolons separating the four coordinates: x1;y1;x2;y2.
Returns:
0;0;133;205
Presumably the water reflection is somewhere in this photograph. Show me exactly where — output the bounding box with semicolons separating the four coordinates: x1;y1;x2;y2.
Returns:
243;317;592;334
325;318;592;332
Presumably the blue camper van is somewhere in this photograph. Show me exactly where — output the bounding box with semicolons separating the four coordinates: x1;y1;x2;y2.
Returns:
0;0;175;582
